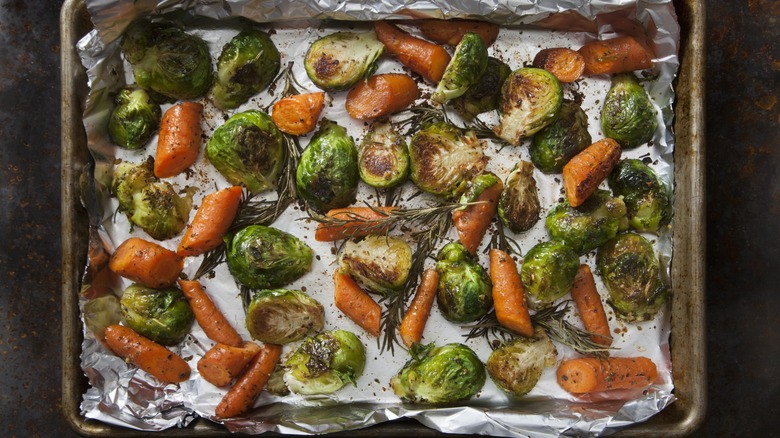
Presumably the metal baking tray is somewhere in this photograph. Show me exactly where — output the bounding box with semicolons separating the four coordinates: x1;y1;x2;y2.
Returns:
60;0;706;435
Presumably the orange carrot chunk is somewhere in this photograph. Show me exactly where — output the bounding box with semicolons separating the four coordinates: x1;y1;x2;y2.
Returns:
109;237;183;288
532;48;586;83
414;19;500;47
314;206;397;242
452;179;503;255
104;324;191;384
272;92;326;136
374;21;451;83
399;269;440;347
177;186;243;257
215;343;282;418
154;102;203;178
557;356;658;394
562;138;621;207
578;36;654;76
333;271;382;337
489;248;534;338
178;279;243;347
570;264;612;347
346;73;420;121
198;342;262;387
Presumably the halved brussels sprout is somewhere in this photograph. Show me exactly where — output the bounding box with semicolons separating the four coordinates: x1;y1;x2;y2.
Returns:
545;190;629;255
120;284;194;346
486;327;557;398
245;289;324;344
211;28;281;110
108;87;161;150
431;32;488;104
608;159;672;234
112;158;156;212
284;330;366;395
498;161;541;233
304;31;384;92
436;242;492;323
529;100;592;173
83;295;122;339
409;122;488;198
601;73;657;149
496;67;563;146
520;240;579;309
338;235;413;295
225;225;314;290
390;343;485;404
597;232;669;322
357;122;410;189
296;120;359;212
451;57;511;121
207;110;285;194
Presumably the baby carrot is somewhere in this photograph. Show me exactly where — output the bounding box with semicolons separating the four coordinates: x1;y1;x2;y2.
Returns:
557;356;658;394
177;279;243;347
399;269;440;347
452;179;503;255
154;102;203;178
346;73;420;120
104;324;191;384
489;248;534;338
413;19;500;47
562;138;621;207
374;21;451;83
177;186;243;257
215;343;282;418
197;342;262;387
109;237;183;288
333;271;382;337
578;36;654;76
272;92;326;136
570;264;612;347
314;206;397;242
532;48;586;83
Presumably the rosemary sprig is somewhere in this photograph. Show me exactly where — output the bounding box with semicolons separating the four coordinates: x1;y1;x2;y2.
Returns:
395;103;451;135
487;218;523;257
469;115;514;149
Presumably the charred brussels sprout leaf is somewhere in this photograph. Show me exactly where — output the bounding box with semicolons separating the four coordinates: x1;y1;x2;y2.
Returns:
530;100;592;173
246;289;324;344
108;87;161;150
225;225;313;289
498;161;541;233
206;110;285;193
211;28;281;110
432;32;489;104
452;57;511;121
496;67;563;145
357;122;410;189
304;31;384;92
296;120;359;211
436;242;492;322
120;284;194;345
486;327;557;397
601;73;657;149
520;241;579;309
285;330;366;395
608;159;672;233
545;190;629;255
390;343;485;404
597;232;669;322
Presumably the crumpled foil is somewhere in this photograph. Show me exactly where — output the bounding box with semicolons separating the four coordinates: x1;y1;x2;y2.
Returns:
76;0;681;436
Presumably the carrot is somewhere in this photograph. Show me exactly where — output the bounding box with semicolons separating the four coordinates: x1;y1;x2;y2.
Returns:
556;356;658;394
532;48;586;83
215;343;282;418
346;73;420;120
578;36;654;76
413;19;500;47
333;271;381;337
271;92;326;136
109;237;183;288
452;179;503;255
177;186;243;257
154;102;203;178
314;206;397;242
570;264;612;347
374;21;451;83
489;248;534;338
399;269;440;347
177;279;243;347
198;342;262;387
104;324;191;384
562;138;621;207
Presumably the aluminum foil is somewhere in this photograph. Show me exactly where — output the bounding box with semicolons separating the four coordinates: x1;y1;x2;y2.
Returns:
76;0;681;435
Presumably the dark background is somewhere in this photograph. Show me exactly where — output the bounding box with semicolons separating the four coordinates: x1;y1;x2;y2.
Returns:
0;0;777;436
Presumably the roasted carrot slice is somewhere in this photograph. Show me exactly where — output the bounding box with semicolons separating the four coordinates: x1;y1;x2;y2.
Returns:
346;74;420;120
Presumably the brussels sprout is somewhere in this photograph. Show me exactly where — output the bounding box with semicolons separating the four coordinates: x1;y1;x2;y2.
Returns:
451;57;511;121
266;365;290;396
545;190;629;255
608;159;672;233
409;122;488;197
225;225;314;289
245;289;324;344
431;32;488;104
390;343;485;404
496;67;563;145
296;120;359;211
304;31;384;92
436;242;492;323
211;28;281;110
520;241;579;309
498;161;541;233
206;110;285;193
486;327;557;398
338;235;413;295
597;233;669;322
121;21;212;100
357;122;409;189
458;172;500;204
83;295;122;339
529;100;592;173
285;330;366;395
108;87;161;150
601;73;657;149
120;284;194;345
112;159;156;212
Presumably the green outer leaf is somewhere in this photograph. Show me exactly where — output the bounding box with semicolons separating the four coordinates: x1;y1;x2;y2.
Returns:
432;32;489;104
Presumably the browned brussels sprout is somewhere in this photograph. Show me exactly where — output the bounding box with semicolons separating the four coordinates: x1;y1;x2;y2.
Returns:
498;161;541;233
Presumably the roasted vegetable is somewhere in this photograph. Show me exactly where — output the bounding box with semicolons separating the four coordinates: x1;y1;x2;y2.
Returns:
245;289;324;344
338;235;413;295
453;172;502;254
608;159;672;233
304;31;384;92
120;284;194;346
596;232;669;322
211;28;281;110
498;161;541;233
545;190;629;255
486;327;557;398
390;343;485;404
520;241;579;309
600;73;657;149
108;87;161;150
409;122;488;197
436;242;492;323
357;122;410;188
496;67;563;146
529;101;592;173
296;120;359;211
431;32;488;104
284;330;366;395
206;110;285;194
451;57;511;121
225;225;314;290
